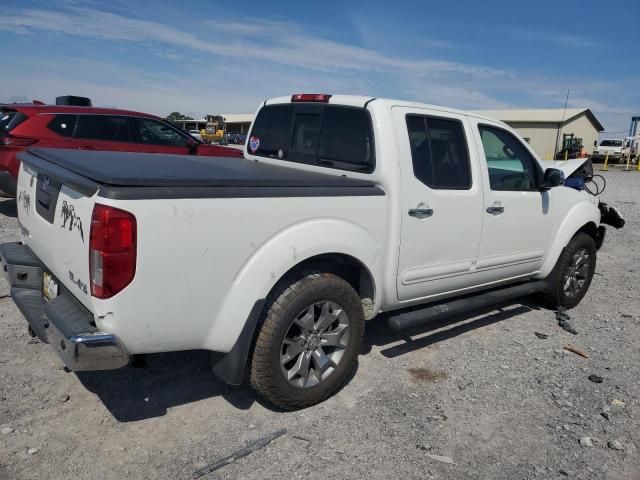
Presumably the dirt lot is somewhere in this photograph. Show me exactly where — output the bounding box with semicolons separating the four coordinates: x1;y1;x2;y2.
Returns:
1;169;639;480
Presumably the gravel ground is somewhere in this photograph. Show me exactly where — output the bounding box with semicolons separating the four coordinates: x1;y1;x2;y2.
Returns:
1;168;639;480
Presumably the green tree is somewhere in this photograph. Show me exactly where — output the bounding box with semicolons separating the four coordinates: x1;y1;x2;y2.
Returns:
166;112;194;121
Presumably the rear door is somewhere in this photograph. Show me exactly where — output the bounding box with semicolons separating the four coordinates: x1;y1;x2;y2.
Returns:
72;114;142;152
394;107;484;302
16;160;95;310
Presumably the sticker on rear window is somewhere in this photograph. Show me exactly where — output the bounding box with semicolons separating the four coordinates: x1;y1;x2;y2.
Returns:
249;136;260;153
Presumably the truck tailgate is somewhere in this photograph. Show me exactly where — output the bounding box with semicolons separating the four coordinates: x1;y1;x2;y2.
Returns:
16;158;96;312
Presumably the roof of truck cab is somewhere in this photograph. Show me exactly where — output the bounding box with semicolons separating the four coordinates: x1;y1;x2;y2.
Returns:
263;95;508;126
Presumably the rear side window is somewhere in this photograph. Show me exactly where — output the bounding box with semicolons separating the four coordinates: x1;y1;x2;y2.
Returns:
0;110;28;133
47;114;77;137
406;115;471;189
249;104;375;173
75;115;134;142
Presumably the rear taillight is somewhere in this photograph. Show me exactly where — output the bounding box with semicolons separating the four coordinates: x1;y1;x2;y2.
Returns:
89;204;137;299
1;135;38;147
291;93;332;103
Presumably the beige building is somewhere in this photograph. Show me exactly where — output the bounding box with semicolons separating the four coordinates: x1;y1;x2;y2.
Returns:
473;108;604;159
171;114;254;134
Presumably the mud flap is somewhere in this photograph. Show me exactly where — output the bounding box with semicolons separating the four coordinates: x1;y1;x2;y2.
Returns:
210;299;265;385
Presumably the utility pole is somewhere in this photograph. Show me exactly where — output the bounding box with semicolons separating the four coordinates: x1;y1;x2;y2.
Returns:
554;90;570;163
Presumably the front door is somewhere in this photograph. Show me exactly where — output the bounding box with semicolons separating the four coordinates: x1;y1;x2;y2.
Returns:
471;120;552;282
394;107;484;302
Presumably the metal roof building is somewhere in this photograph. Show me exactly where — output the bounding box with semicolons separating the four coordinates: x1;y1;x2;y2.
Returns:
171;114;254;134
473;108;605;159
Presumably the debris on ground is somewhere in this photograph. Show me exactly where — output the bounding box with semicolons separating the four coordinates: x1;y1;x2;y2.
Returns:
588;374;603;384
607;440;624;451
192;429;287;479
27;448;39;455
534;332;549;339
1;427;14;435
579;437;593;447
425;454;455;465
556;307;578;334
611;399;625;406
563;344;589;358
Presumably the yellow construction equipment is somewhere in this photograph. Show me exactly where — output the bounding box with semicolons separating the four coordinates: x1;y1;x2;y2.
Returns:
200;115;225;144
601;153;609;171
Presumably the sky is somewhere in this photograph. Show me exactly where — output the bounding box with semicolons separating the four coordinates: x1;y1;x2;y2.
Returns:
1;0;638;136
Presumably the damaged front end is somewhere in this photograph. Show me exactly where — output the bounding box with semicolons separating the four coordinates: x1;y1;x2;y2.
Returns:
551;157;626;248
593;202;624;250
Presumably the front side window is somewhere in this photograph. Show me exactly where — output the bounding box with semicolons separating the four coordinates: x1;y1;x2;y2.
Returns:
134;117;191;147
479;125;540;191
248;104;374;172
47;114;77;138
75;115;133;142
405;115;471;190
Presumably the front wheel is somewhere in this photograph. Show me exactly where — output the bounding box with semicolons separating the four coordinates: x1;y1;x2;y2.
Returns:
542;232;597;309
249;272;364;410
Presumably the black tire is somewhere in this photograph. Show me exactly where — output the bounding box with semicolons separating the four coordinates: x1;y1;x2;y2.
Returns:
249;272;364;410
542;232;596;309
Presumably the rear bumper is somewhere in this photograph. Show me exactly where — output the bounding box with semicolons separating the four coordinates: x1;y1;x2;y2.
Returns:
0;170;17;196
0;242;129;371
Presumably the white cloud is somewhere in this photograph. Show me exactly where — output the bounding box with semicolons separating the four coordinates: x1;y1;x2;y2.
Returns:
502;28;602;49
0;6;509;79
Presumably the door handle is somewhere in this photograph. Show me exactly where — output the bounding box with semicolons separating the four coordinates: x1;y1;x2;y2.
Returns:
486;206;505;215
408;208;433;219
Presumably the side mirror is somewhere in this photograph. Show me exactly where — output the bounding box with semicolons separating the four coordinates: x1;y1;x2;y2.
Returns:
187;139;199;155
540;168;565;191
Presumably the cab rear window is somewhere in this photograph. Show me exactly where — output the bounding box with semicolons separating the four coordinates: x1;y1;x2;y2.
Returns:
0;110;28;133
249;104;375;173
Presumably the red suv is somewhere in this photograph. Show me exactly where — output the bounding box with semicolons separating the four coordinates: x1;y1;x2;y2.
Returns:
0;104;243;196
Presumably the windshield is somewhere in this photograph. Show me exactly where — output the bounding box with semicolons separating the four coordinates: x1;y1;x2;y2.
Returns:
248;103;375;173
600;140;622;147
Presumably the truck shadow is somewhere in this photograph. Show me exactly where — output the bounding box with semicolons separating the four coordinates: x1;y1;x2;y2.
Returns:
362;299;541;358
0;199;17;218
76;350;256;422
76;299;542;422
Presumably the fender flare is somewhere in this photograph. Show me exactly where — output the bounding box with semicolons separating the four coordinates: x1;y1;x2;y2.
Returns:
537;201;600;278
205;217;383;381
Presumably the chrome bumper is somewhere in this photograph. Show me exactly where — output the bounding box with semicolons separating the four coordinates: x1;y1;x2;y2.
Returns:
0;242;129;371
47;328;129;371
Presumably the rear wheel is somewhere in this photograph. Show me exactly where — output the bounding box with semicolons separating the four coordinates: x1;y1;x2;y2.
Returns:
542;232;596;309
249;272;364;410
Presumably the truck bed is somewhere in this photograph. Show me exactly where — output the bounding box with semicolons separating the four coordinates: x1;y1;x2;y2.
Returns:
19;148;383;199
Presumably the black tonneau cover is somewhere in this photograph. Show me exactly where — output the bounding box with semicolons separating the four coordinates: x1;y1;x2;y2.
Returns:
18;148;384;200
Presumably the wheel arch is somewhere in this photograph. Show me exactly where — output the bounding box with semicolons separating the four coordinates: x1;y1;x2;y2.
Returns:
538;202;600;278
204;218;383;354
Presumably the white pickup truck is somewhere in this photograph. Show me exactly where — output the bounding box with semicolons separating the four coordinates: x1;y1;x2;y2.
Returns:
592;139;625;163
1;94;624;410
